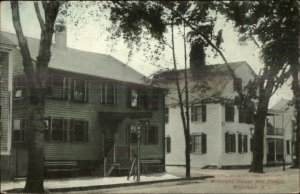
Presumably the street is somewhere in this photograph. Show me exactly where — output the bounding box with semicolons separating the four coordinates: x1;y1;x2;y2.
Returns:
66;166;299;194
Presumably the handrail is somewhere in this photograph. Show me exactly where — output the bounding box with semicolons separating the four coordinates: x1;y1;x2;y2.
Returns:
104;148;115;177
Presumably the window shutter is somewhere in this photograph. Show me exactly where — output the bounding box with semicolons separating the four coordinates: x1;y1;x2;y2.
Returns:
166;137;171;153
154;126;158;144
191;106;195;122
232;134;236;152
238;133;242;153
126;125;130;144
85;80;89;102
127;88;131;107
85;121;89;143
71;79;75;100
201;133;207;154
239;108;243;123
202;105;206;122
44;118;51;142
190;135;194;153
244;135;248;153
70;119;74;142
63;119;68;142
250;138;253;152
21;119;26;141
225;132;229;153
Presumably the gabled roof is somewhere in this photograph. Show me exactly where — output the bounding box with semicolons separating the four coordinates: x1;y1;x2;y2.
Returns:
0;31;148;85
154;61;255;106
271;98;292;111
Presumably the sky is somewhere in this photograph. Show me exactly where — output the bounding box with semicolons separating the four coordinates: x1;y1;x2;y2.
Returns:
0;1;293;107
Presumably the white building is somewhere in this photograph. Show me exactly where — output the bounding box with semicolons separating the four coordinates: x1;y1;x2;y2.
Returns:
157;61;294;168
265;99;295;165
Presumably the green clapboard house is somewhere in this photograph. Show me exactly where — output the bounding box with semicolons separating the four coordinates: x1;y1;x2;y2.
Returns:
0;30;166;180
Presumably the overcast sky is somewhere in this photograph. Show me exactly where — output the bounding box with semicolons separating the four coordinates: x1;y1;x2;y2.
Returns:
0;1;293;106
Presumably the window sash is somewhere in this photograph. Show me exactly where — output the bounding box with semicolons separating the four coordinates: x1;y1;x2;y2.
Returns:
225;105;234;122
13;119;26;142
102;83;116;104
51;118;66;142
225;132;236;153
191;105;206;122
71;120;88;143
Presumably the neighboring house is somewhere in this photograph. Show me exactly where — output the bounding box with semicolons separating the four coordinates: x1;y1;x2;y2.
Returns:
265;99;295;165
155;61;257;168
0;29;166;180
157;62;296;169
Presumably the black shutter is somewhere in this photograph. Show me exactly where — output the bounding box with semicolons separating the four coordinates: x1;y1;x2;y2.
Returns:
21;119;26;141
239;108;243;123
63;119;68;142
191;106;195;122
167;137;171;153
127;88;131;107
85;80;89;102
250;138;253;152
85;121;89;143
238;133;242;153
190;135;194;153
201;133;207;154
244;135;248;153
71;79;75;100
202;105;206;122
232;134;236;152
225;132;229;153
70;119;74;142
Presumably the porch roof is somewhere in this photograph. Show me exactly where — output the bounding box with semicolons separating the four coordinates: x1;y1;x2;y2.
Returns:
98;111;153;120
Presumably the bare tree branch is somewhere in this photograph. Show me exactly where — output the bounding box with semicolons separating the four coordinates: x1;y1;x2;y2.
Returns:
34;2;46;30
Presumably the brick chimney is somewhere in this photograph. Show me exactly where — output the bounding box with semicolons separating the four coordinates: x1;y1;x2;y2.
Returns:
54;23;67;48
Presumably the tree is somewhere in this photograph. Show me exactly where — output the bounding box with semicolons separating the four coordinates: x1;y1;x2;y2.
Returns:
222;1;299;172
108;1;228;177
10;1;61;192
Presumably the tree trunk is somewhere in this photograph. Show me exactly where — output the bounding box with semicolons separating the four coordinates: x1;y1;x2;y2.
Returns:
250;99;269;173
24;104;45;193
170;21;190;177
250;69;276;173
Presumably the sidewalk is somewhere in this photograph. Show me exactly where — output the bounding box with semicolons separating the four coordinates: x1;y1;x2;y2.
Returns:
1;173;213;193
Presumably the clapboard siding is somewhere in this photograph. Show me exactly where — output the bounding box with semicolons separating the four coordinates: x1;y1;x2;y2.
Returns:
1;51;10;152
10;63;165;163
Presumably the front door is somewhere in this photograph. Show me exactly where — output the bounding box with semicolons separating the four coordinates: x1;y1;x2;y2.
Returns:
103;122;119;157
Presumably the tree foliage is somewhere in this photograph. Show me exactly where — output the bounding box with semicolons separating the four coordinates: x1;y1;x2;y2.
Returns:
221;1;299;172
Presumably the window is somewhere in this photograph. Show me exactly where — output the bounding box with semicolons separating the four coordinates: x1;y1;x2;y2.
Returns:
128;89;139;108
127;124;158;145
233;78;242;91
101;82;117;104
147;89;158;110
190;133;207;154
165;136;171;153
165;108;169;124
70;120;88;143
51;118;67;142
44;118;50;141
225;105;234;122
191;105;206;122
13;119;26;142
46;75;68;99
239;108;254;124
127;124;138;144
225;132;236;153
72;79;88;102
286;140;290;155
14;76;26;98
238;134;248;153
147;126;158;144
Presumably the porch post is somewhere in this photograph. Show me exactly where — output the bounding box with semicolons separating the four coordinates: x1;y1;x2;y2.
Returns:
113;133;116;163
